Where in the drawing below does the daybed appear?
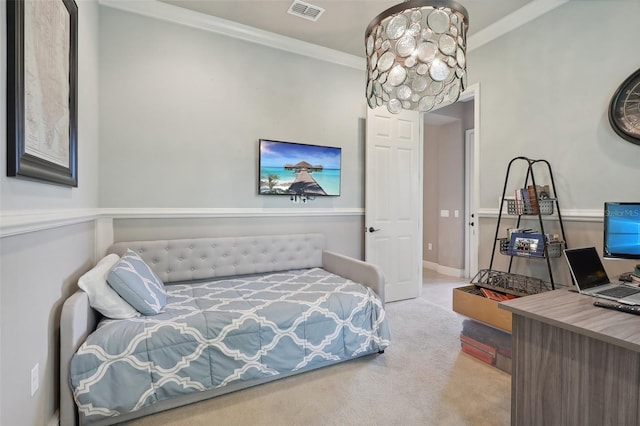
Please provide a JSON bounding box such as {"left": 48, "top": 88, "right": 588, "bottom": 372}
{"left": 60, "top": 233, "right": 390, "bottom": 426}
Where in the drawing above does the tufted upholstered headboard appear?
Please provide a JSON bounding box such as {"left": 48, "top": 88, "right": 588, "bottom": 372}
{"left": 107, "top": 233, "right": 326, "bottom": 283}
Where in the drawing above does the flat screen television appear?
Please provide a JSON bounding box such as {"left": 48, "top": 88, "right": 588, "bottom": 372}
{"left": 604, "top": 202, "right": 640, "bottom": 260}
{"left": 258, "top": 139, "right": 341, "bottom": 196}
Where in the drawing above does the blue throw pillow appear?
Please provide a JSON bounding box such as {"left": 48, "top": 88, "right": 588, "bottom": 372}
{"left": 107, "top": 249, "right": 167, "bottom": 315}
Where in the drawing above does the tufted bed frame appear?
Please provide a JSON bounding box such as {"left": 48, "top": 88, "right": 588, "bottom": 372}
{"left": 60, "top": 233, "right": 385, "bottom": 426}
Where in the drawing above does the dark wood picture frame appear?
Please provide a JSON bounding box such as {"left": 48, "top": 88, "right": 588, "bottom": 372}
{"left": 6, "top": 0, "right": 78, "bottom": 187}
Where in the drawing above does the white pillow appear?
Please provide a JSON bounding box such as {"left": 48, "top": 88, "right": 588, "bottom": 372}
{"left": 78, "top": 254, "right": 139, "bottom": 319}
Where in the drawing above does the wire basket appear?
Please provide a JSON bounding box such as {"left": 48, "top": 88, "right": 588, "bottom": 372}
{"left": 546, "top": 242, "right": 563, "bottom": 258}
{"left": 499, "top": 238, "right": 563, "bottom": 258}
{"left": 506, "top": 198, "right": 555, "bottom": 215}
{"left": 470, "top": 269, "right": 553, "bottom": 297}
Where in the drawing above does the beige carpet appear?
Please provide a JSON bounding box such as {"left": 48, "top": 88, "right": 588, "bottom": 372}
{"left": 127, "top": 273, "right": 511, "bottom": 426}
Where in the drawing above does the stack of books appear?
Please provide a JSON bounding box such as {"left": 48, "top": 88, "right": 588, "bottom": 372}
{"left": 480, "top": 288, "right": 517, "bottom": 302}
{"left": 507, "top": 184, "right": 551, "bottom": 215}
{"left": 459, "top": 319, "right": 512, "bottom": 373}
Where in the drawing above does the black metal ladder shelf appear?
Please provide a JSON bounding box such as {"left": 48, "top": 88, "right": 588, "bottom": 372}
{"left": 472, "top": 156, "right": 568, "bottom": 296}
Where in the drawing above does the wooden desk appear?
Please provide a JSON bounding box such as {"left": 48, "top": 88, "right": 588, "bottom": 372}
{"left": 500, "top": 288, "right": 640, "bottom": 426}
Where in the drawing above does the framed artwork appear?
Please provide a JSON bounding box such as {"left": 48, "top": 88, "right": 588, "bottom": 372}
{"left": 6, "top": 0, "right": 78, "bottom": 186}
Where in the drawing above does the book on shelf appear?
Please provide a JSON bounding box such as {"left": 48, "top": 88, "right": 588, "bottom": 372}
{"left": 480, "top": 288, "right": 518, "bottom": 301}
{"left": 514, "top": 189, "right": 524, "bottom": 214}
{"left": 546, "top": 233, "right": 562, "bottom": 243}
{"left": 536, "top": 184, "right": 551, "bottom": 199}
{"left": 511, "top": 185, "right": 551, "bottom": 215}
{"left": 517, "top": 187, "right": 533, "bottom": 214}
{"left": 526, "top": 185, "right": 540, "bottom": 214}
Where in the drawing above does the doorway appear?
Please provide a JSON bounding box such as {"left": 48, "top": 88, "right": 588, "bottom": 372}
{"left": 422, "top": 84, "right": 479, "bottom": 278}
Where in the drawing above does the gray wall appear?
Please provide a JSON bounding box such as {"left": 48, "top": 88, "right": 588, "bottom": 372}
{"left": 113, "top": 215, "right": 363, "bottom": 259}
{"left": 97, "top": 6, "right": 368, "bottom": 257}
{"left": 0, "top": 224, "right": 96, "bottom": 425}
{"left": 468, "top": 0, "right": 640, "bottom": 211}
{"left": 470, "top": 0, "right": 640, "bottom": 282}
{"left": 1, "top": 1, "right": 639, "bottom": 424}
{"left": 0, "top": 2, "right": 100, "bottom": 209}
{"left": 0, "top": 1, "right": 100, "bottom": 425}
{"left": 98, "top": 7, "right": 366, "bottom": 211}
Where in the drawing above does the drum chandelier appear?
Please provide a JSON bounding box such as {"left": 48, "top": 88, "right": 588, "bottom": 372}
{"left": 365, "top": 0, "right": 469, "bottom": 113}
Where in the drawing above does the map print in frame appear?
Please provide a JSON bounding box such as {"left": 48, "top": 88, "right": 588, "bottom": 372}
{"left": 7, "top": 0, "right": 78, "bottom": 187}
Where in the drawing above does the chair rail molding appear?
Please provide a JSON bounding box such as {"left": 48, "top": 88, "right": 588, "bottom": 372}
{"left": 478, "top": 207, "right": 603, "bottom": 222}
{"left": 100, "top": 207, "right": 364, "bottom": 219}
{"left": 0, "top": 207, "right": 365, "bottom": 238}
{"left": 0, "top": 209, "right": 99, "bottom": 238}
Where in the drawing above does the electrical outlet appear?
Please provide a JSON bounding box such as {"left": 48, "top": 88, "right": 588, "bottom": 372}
{"left": 428, "top": 243, "right": 433, "bottom": 250}
{"left": 454, "top": 210, "right": 460, "bottom": 218}
{"left": 31, "top": 363, "right": 39, "bottom": 396}
{"left": 440, "top": 210, "right": 449, "bottom": 217}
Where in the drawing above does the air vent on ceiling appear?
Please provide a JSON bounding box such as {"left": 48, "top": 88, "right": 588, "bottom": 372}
{"left": 287, "top": 0, "right": 325, "bottom": 22}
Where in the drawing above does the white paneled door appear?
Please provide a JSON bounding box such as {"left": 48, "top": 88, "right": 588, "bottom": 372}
{"left": 365, "top": 107, "right": 422, "bottom": 302}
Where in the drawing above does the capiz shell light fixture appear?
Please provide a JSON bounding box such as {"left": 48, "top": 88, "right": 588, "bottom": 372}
{"left": 365, "top": 0, "right": 469, "bottom": 114}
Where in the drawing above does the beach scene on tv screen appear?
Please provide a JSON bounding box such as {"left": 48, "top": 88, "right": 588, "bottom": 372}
{"left": 259, "top": 140, "right": 341, "bottom": 196}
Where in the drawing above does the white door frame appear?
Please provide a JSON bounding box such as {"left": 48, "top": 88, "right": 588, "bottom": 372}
{"left": 460, "top": 83, "right": 480, "bottom": 278}
{"left": 464, "top": 128, "right": 478, "bottom": 277}
{"left": 425, "top": 83, "right": 480, "bottom": 277}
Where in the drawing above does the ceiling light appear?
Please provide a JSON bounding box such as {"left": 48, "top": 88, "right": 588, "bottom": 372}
{"left": 365, "top": 0, "right": 469, "bottom": 114}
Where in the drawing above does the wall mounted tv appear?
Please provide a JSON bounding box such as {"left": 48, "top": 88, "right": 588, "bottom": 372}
{"left": 604, "top": 202, "right": 640, "bottom": 260}
{"left": 258, "top": 139, "right": 341, "bottom": 196}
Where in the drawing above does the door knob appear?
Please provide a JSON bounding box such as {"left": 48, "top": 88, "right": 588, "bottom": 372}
{"left": 368, "top": 227, "right": 380, "bottom": 233}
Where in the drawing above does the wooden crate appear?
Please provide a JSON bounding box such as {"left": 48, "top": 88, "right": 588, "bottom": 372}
{"left": 452, "top": 285, "right": 513, "bottom": 332}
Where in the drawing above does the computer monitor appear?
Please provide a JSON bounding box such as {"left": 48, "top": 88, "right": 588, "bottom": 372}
{"left": 603, "top": 202, "right": 640, "bottom": 260}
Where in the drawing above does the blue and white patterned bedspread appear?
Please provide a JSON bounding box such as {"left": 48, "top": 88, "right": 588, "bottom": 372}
{"left": 70, "top": 268, "right": 390, "bottom": 422}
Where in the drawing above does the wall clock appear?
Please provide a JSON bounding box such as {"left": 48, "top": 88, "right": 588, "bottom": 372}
{"left": 608, "top": 68, "right": 640, "bottom": 146}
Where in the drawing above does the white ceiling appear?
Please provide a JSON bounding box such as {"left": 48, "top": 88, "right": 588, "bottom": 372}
{"left": 159, "top": 0, "right": 535, "bottom": 58}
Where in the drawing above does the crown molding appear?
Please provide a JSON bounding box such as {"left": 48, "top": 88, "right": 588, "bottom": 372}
{"left": 99, "top": 0, "right": 570, "bottom": 70}
{"left": 468, "top": 0, "right": 570, "bottom": 51}
{"left": 98, "top": 0, "right": 365, "bottom": 70}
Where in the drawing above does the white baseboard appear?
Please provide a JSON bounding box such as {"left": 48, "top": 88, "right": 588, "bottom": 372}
{"left": 423, "top": 261, "right": 438, "bottom": 271}
{"left": 423, "top": 261, "right": 465, "bottom": 278}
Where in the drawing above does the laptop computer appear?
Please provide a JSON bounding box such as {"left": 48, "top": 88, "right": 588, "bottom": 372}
{"left": 564, "top": 247, "right": 640, "bottom": 304}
